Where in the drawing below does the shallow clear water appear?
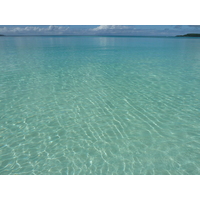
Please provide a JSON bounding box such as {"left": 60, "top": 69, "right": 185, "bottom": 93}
{"left": 0, "top": 36, "right": 200, "bottom": 175}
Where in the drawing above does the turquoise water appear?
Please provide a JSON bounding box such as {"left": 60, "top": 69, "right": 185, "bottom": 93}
{"left": 0, "top": 36, "right": 200, "bottom": 175}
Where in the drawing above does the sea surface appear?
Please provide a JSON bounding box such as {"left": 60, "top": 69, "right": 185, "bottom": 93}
{"left": 0, "top": 36, "right": 200, "bottom": 175}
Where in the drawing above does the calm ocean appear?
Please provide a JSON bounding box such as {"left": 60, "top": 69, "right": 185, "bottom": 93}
{"left": 0, "top": 36, "right": 200, "bottom": 175}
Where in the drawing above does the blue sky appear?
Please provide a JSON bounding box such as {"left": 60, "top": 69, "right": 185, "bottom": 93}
{"left": 0, "top": 25, "right": 200, "bottom": 36}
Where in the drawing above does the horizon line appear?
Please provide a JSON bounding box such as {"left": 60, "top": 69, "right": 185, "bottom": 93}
{"left": 1, "top": 34, "right": 176, "bottom": 37}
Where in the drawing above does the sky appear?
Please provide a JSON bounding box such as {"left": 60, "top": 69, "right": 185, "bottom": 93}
{"left": 1, "top": 25, "right": 200, "bottom": 36}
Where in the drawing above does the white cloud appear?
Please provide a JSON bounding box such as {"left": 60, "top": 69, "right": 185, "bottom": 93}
{"left": 48, "top": 25, "right": 55, "bottom": 31}
{"left": 0, "top": 27, "right": 8, "bottom": 33}
{"left": 188, "top": 25, "right": 200, "bottom": 29}
{"left": 1, "top": 25, "right": 197, "bottom": 36}
{"left": 90, "top": 25, "right": 136, "bottom": 35}
{"left": 0, "top": 25, "right": 70, "bottom": 35}
{"left": 92, "top": 25, "right": 129, "bottom": 31}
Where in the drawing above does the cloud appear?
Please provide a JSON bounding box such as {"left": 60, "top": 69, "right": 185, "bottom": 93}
{"left": 1, "top": 25, "right": 197, "bottom": 36}
{"left": 91, "top": 25, "right": 178, "bottom": 36}
{"left": 91, "top": 25, "right": 142, "bottom": 35}
{"left": 188, "top": 25, "right": 200, "bottom": 29}
{"left": 48, "top": 25, "right": 55, "bottom": 31}
{"left": 0, "top": 25, "right": 70, "bottom": 35}
{"left": 92, "top": 25, "right": 129, "bottom": 31}
{"left": 174, "top": 25, "right": 182, "bottom": 29}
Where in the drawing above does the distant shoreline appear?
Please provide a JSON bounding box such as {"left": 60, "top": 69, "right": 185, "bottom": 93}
{"left": 176, "top": 33, "right": 200, "bottom": 37}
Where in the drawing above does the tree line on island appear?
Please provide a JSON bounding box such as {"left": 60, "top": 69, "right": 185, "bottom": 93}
{"left": 176, "top": 33, "right": 200, "bottom": 37}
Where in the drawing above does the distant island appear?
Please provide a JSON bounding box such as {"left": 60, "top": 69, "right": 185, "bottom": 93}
{"left": 0, "top": 34, "right": 5, "bottom": 36}
{"left": 176, "top": 33, "right": 200, "bottom": 37}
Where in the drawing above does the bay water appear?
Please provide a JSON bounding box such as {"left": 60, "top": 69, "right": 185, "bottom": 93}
{"left": 0, "top": 36, "right": 200, "bottom": 174}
